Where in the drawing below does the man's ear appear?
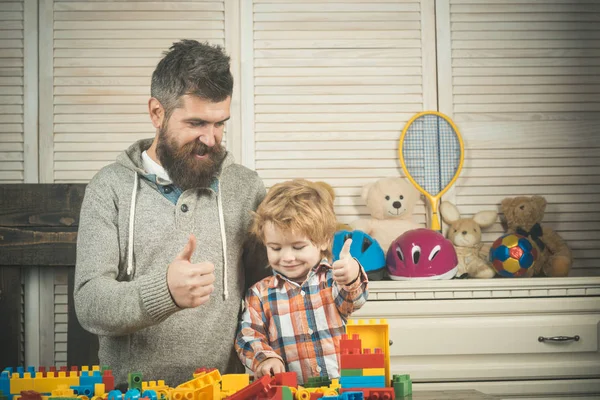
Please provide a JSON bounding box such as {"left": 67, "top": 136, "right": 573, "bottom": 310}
{"left": 148, "top": 97, "right": 165, "bottom": 129}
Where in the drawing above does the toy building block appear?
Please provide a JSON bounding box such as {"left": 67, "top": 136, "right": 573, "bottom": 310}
{"left": 340, "top": 388, "right": 393, "bottom": 400}
{"left": 224, "top": 375, "right": 271, "bottom": 400}
{"left": 339, "top": 334, "right": 362, "bottom": 355}
{"left": 340, "top": 370, "right": 361, "bottom": 377}
{"left": 93, "top": 384, "right": 105, "bottom": 398}
{"left": 341, "top": 393, "right": 364, "bottom": 400}
{"left": 339, "top": 349, "right": 385, "bottom": 370}
{"left": 346, "top": 319, "right": 390, "bottom": 386}
{"left": 391, "top": 375, "right": 411, "bottom": 398}
{"left": 69, "top": 386, "right": 94, "bottom": 397}
{"left": 102, "top": 371, "right": 115, "bottom": 393}
{"left": 308, "top": 393, "right": 323, "bottom": 400}
{"left": 170, "top": 388, "right": 196, "bottom": 400}
{"left": 339, "top": 376, "right": 385, "bottom": 389}
{"left": 198, "top": 382, "right": 220, "bottom": 400}
{"left": 177, "top": 369, "right": 221, "bottom": 390}
{"left": 257, "top": 386, "right": 294, "bottom": 400}
{"left": 220, "top": 374, "right": 249, "bottom": 397}
{"left": 361, "top": 369, "right": 384, "bottom": 377}
{"left": 128, "top": 373, "right": 143, "bottom": 393}
{"left": 19, "top": 391, "right": 41, "bottom": 400}
{"left": 107, "top": 390, "right": 123, "bottom": 400}
{"left": 303, "top": 377, "right": 331, "bottom": 389}
{"left": 81, "top": 371, "right": 103, "bottom": 389}
{"left": 141, "top": 381, "right": 168, "bottom": 400}
{"left": 124, "top": 389, "right": 141, "bottom": 400}
{"left": 271, "top": 372, "right": 297, "bottom": 389}
{"left": 140, "top": 390, "right": 157, "bottom": 400}
{"left": 10, "top": 372, "right": 34, "bottom": 394}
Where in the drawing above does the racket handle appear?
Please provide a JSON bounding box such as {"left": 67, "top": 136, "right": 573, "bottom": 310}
{"left": 431, "top": 211, "right": 442, "bottom": 232}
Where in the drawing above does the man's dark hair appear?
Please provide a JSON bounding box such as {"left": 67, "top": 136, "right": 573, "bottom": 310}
{"left": 151, "top": 40, "right": 233, "bottom": 120}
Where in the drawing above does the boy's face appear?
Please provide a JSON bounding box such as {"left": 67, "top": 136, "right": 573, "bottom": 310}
{"left": 264, "top": 222, "right": 327, "bottom": 284}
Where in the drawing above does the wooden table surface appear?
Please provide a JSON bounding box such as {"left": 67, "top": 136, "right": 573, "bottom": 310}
{"left": 404, "top": 390, "right": 498, "bottom": 400}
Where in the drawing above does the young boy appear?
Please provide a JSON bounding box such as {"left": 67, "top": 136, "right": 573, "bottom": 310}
{"left": 235, "top": 179, "right": 369, "bottom": 384}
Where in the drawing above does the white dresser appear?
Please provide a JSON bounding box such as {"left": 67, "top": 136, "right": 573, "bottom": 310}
{"left": 353, "top": 277, "right": 600, "bottom": 400}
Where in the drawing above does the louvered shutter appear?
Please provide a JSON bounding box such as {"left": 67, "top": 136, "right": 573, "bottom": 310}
{"left": 250, "top": 0, "right": 437, "bottom": 226}
{"left": 438, "top": 0, "right": 600, "bottom": 276}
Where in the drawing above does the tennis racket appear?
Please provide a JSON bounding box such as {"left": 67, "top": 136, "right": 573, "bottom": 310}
{"left": 398, "top": 111, "right": 464, "bottom": 231}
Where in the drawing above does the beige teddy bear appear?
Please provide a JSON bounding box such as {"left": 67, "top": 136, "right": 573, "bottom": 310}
{"left": 501, "top": 195, "right": 573, "bottom": 277}
{"left": 350, "top": 177, "right": 421, "bottom": 253}
{"left": 440, "top": 201, "right": 498, "bottom": 278}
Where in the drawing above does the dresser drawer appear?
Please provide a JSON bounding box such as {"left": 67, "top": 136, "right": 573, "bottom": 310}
{"left": 354, "top": 296, "right": 600, "bottom": 382}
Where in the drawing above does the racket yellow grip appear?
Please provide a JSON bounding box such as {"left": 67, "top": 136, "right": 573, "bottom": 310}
{"left": 431, "top": 198, "right": 442, "bottom": 232}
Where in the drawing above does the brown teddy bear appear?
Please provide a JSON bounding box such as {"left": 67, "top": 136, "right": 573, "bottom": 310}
{"left": 500, "top": 195, "right": 573, "bottom": 277}
{"left": 350, "top": 177, "right": 421, "bottom": 252}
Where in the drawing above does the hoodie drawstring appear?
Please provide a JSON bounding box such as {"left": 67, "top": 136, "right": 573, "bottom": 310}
{"left": 126, "top": 171, "right": 229, "bottom": 300}
{"left": 127, "top": 172, "right": 139, "bottom": 276}
{"left": 217, "top": 180, "right": 229, "bottom": 300}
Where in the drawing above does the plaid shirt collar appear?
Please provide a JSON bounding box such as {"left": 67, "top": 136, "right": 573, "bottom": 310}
{"left": 269, "top": 258, "right": 331, "bottom": 289}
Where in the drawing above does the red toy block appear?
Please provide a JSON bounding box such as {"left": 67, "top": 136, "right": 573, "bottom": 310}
{"left": 102, "top": 370, "right": 115, "bottom": 392}
{"left": 340, "top": 348, "right": 385, "bottom": 369}
{"left": 340, "top": 334, "right": 362, "bottom": 354}
{"left": 310, "top": 393, "right": 324, "bottom": 399}
{"left": 225, "top": 375, "right": 271, "bottom": 400}
{"left": 20, "top": 391, "right": 42, "bottom": 400}
{"left": 49, "top": 367, "right": 56, "bottom": 373}
{"left": 340, "top": 387, "right": 395, "bottom": 400}
{"left": 59, "top": 367, "right": 68, "bottom": 372}
{"left": 271, "top": 372, "right": 297, "bottom": 388}
{"left": 37, "top": 367, "right": 46, "bottom": 378}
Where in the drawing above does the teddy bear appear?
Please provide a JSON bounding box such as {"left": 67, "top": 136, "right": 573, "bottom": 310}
{"left": 350, "top": 177, "right": 421, "bottom": 253}
{"left": 440, "top": 201, "right": 498, "bottom": 278}
{"left": 312, "top": 180, "right": 352, "bottom": 232}
{"left": 500, "top": 195, "right": 573, "bottom": 277}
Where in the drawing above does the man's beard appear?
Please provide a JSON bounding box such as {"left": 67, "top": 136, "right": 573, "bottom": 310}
{"left": 156, "top": 124, "right": 226, "bottom": 191}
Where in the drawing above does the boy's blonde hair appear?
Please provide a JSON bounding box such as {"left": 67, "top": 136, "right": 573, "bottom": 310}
{"left": 251, "top": 179, "right": 337, "bottom": 259}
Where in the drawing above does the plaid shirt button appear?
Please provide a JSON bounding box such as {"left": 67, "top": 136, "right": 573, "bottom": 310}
{"left": 300, "top": 290, "right": 306, "bottom": 296}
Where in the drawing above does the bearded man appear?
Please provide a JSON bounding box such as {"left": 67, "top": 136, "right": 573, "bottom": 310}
{"left": 74, "top": 40, "right": 268, "bottom": 388}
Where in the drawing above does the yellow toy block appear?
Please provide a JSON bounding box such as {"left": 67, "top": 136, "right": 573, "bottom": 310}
{"left": 197, "top": 383, "right": 219, "bottom": 400}
{"left": 171, "top": 388, "right": 196, "bottom": 400}
{"left": 91, "top": 366, "right": 100, "bottom": 372}
{"left": 176, "top": 370, "right": 221, "bottom": 391}
{"left": 94, "top": 383, "right": 105, "bottom": 397}
{"left": 363, "top": 368, "right": 386, "bottom": 376}
{"left": 10, "top": 372, "right": 34, "bottom": 394}
{"left": 347, "top": 319, "right": 391, "bottom": 386}
{"left": 51, "top": 384, "right": 76, "bottom": 397}
{"left": 141, "top": 381, "right": 170, "bottom": 400}
{"left": 220, "top": 374, "right": 249, "bottom": 396}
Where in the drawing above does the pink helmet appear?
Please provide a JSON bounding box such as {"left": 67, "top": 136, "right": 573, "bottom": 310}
{"left": 386, "top": 228, "right": 458, "bottom": 280}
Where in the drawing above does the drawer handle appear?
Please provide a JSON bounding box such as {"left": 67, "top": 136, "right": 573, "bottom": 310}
{"left": 538, "top": 335, "right": 580, "bottom": 343}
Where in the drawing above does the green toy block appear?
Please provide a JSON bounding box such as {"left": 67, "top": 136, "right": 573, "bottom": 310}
{"left": 392, "top": 374, "right": 412, "bottom": 397}
{"left": 340, "top": 369, "right": 362, "bottom": 377}
{"left": 281, "top": 386, "right": 293, "bottom": 400}
{"left": 128, "top": 372, "right": 143, "bottom": 392}
{"left": 303, "top": 376, "right": 331, "bottom": 388}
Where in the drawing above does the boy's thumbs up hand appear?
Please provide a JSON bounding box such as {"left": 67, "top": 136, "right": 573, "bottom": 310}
{"left": 332, "top": 239, "right": 360, "bottom": 286}
{"left": 167, "top": 234, "right": 216, "bottom": 308}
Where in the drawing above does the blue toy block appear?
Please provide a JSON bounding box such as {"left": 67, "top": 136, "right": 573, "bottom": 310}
{"left": 79, "top": 371, "right": 103, "bottom": 388}
{"left": 26, "top": 367, "right": 35, "bottom": 376}
{"left": 70, "top": 385, "right": 94, "bottom": 397}
{"left": 342, "top": 393, "right": 364, "bottom": 400}
{"left": 124, "top": 389, "right": 140, "bottom": 400}
{"left": 0, "top": 372, "right": 11, "bottom": 400}
{"left": 107, "top": 390, "right": 123, "bottom": 400}
{"left": 339, "top": 375, "right": 385, "bottom": 388}
{"left": 141, "top": 390, "right": 157, "bottom": 400}
{"left": 16, "top": 368, "right": 24, "bottom": 378}
{"left": 321, "top": 397, "right": 339, "bottom": 400}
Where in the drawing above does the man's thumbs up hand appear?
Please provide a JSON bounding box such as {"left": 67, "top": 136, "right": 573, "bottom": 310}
{"left": 167, "top": 234, "right": 216, "bottom": 308}
{"left": 332, "top": 239, "right": 360, "bottom": 286}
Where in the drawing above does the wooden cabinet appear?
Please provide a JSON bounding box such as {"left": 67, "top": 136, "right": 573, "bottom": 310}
{"left": 353, "top": 277, "right": 600, "bottom": 399}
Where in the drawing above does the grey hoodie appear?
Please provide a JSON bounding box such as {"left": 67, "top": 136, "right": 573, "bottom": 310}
{"left": 74, "top": 139, "right": 268, "bottom": 387}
